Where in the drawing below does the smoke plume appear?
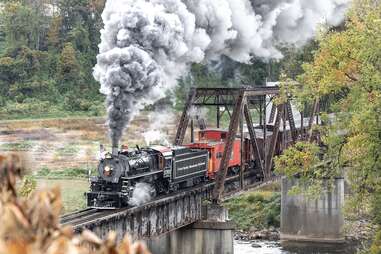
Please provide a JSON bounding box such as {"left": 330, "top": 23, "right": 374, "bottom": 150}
{"left": 94, "top": 0, "right": 351, "bottom": 148}
{"left": 142, "top": 109, "right": 175, "bottom": 146}
{"left": 128, "top": 182, "right": 155, "bottom": 206}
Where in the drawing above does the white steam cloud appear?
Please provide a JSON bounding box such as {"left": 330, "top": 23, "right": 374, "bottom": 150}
{"left": 94, "top": 0, "right": 351, "bottom": 148}
{"left": 128, "top": 182, "right": 155, "bottom": 206}
{"left": 142, "top": 109, "right": 175, "bottom": 146}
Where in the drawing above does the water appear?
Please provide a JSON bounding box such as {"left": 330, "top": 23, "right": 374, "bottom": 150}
{"left": 234, "top": 240, "right": 360, "bottom": 254}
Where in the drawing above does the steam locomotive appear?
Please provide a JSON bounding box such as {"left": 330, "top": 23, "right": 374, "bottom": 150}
{"left": 86, "top": 144, "right": 210, "bottom": 208}
{"left": 86, "top": 129, "right": 263, "bottom": 209}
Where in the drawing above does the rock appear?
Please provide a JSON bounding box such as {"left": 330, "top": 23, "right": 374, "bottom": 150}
{"left": 268, "top": 231, "right": 280, "bottom": 241}
{"left": 251, "top": 243, "right": 262, "bottom": 248}
{"left": 250, "top": 233, "right": 260, "bottom": 240}
{"left": 344, "top": 219, "right": 377, "bottom": 241}
{"left": 235, "top": 227, "right": 280, "bottom": 241}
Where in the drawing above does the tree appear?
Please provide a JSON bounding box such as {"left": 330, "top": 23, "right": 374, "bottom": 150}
{"left": 1, "top": 1, "right": 50, "bottom": 51}
{"left": 275, "top": 0, "right": 381, "bottom": 246}
{"left": 58, "top": 42, "right": 81, "bottom": 91}
{"left": 47, "top": 16, "right": 62, "bottom": 51}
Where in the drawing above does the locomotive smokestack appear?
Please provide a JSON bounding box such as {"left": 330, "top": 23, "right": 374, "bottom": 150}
{"left": 112, "top": 145, "right": 119, "bottom": 156}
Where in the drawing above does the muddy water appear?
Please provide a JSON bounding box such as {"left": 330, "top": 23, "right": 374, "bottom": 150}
{"left": 235, "top": 240, "right": 359, "bottom": 254}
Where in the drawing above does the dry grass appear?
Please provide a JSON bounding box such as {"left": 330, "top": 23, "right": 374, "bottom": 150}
{"left": 0, "top": 114, "right": 178, "bottom": 171}
{"left": 0, "top": 114, "right": 178, "bottom": 213}
{"left": 0, "top": 153, "right": 151, "bottom": 254}
{"left": 0, "top": 116, "right": 144, "bottom": 171}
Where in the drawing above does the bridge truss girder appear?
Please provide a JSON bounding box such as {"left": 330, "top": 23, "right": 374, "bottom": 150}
{"left": 174, "top": 86, "right": 314, "bottom": 203}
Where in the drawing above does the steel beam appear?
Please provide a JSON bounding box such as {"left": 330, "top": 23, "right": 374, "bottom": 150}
{"left": 269, "top": 103, "right": 277, "bottom": 124}
{"left": 243, "top": 103, "right": 264, "bottom": 176}
{"left": 191, "top": 87, "right": 280, "bottom": 107}
{"left": 265, "top": 104, "right": 285, "bottom": 178}
{"left": 286, "top": 100, "right": 298, "bottom": 143}
{"left": 212, "top": 90, "right": 245, "bottom": 202}
{"left": 217, "top": 100, "right": 221, "bottom": 129}
{"left": 197, "top": 117, "right": 207, "bottom": 130}
{"left": 174, "top": 88, "right": 197, "bottom": 145}
{"left": 191, "top": 119, "right": 195, "bottom": 143}
{"left": 195, "top": 86, "right": 279, "bottom": 97}
{"left": 263, "top": 96, "right": 267, "bottom": 174}
{"left": 239, "top": 113, "right": 244, "bottom": 189}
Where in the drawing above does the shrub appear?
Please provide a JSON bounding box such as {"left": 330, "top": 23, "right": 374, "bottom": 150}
{"left": 224, "top": 191, "right": 281, "bottom": 230}
{"left": 370, "top": 230, "right": 381, "bottom": 254}
{"left": 0, "top": 153, "right": 151, "bottom": 254}
{"left": 18, "top": 175, "right": 36, "bottom": 197}
{"left": 36, "top": 167, "right": 88, "bottom": 178}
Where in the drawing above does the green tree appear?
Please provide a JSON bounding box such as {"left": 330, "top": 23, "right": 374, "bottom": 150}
{"left": 47, "top": 16, "right": 62, "bottom": 51}
{"left": 58, "top": 42, "right": 81, "bottom": 91}
{"left": 1, "top": 1, "right": 49, "bottom": 50}
{"left": 0, "top": 0, "right": 105, "bottom": 117}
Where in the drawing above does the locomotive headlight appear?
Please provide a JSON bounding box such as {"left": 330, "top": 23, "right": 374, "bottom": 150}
{"left": 103, "top": 165, "right": 113, "bottom": 176}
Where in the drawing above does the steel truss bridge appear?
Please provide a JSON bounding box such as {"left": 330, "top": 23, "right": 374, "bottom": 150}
{"left": 61, "top": 86, "right": 321, "bottom": 240}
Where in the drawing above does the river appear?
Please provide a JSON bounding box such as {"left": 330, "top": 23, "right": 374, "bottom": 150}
{"left": 234, "top": 240, "right": 360, "bottom": 254}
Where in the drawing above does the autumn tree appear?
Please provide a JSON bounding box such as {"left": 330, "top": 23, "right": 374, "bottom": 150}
{"left": 275, "top": 0, "right": 381, "bottom": 250}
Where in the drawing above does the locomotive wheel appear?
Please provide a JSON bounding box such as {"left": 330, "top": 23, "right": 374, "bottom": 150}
{"left": 150, "top": 187, "right": 157, "bottom": 199}
{"left": 193, "top": 176, "right": 204, "bottom": 186}
{"left": 171, "top": 184, "right": 179, "bottom": 192}
{"left": 154, "top": 180, "right": 170, "bottom": 195}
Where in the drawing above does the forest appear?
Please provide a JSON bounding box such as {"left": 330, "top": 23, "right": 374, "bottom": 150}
{"left": 0, "top": 0, "right": 107, "bottom": 118}
{"left": 0, "top": 0, "right": 315, "bottom": 119}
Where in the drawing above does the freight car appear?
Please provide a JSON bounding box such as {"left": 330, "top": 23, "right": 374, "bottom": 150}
{"left": 185, "top": 129, "right": 242, "bottom": 178}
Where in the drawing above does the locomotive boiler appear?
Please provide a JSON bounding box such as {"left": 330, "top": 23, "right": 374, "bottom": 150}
{"left": 86, "top": 145, "right": 209, "bottom": 208}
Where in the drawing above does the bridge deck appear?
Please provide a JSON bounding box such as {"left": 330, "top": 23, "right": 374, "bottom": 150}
{"left": 61, "top": 175, "right": 280, "bottom": 240}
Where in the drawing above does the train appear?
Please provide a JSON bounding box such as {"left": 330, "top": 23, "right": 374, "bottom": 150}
{"left": 86, "top": 129, "right": 267, "bottom": 209}
{"left": 85, "top": 121, "right": 308, "bottom": 209}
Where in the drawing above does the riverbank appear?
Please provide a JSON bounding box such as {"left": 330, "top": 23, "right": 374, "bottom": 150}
{"left": 225, "top": 184, "right": 377, "bottom": 250}
{"left": 224, "top": 183, "right": 282, "bottom": 243}
{"left": 234, "top": 227, "right": 280, "bottom": 242}
{"left": 234, "top": 239, "right": 361, "bottom": 254}
{"left": 233, "top": 219, "right": 375, "bottom": 254}
{"left": 233, "top": 222, "right": 376, "bottom": 244}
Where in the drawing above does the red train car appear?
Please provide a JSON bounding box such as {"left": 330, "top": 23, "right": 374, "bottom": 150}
{"left": 185, "top": 129, "right": 241, "bottom": 179}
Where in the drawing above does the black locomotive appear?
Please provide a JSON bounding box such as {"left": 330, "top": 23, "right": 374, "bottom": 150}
{"left": 86, "top": 145, "right": 209, "bottom": 208}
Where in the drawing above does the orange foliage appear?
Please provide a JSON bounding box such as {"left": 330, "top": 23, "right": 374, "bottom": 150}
{"left": 0, "top": 154, "right": 151, "bottom": 254}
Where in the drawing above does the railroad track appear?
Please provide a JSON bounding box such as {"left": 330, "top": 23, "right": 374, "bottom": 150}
{"left": 60, "top": 208, "right": 115, "bottom": 226}
{"left": 60, "top": 175, "right": 281, "bottom": 227}
{"left": 60, "top": 208, "right": 95, "bottom": 223}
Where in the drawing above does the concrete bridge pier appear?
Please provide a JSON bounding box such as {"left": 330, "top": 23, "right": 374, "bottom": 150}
{"left": 147, "top": 204, "right": 235, "bottom": 254}
{"left": 281, "top": 177, "right": 345, "bottom": 243}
